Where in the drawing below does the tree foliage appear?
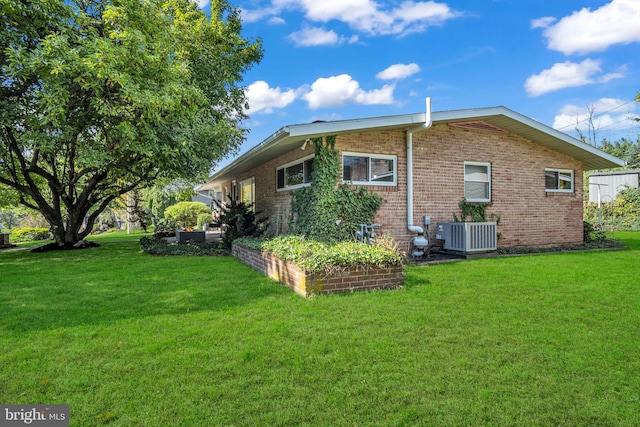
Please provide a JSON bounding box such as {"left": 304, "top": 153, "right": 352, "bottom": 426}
{"left": 0, "top": 0, "right": 262, "bottom": 247}
{"left": 164, "top": 201, "right": 210, "bottom": 229}
{"left": 600, "top": 137, "right": 640, "bottom": 169}
{"left": 585, "top": 185, "right": 640, "bottom": 232}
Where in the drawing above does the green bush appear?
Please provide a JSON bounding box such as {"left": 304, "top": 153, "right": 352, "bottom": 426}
{"left": 164, "top": 201, "right": 211, "bottom": 229}
{"left": 584, "top": 186, "right": 640, "bottom": 231}
{"left": 237, "top": 235, "right": 404, "bottom": 274}
{"left": 140, "top": 237, "right": 228, "bottom": 256}
{"left": 10, "top": 227, "right": 50, "bottom": 242}
{"left": 197, "top": 213, "right": 212, "bottom": 228}
{"left": 151, "top": 217, "right": 178, "bottom": 238}
{"left": 215, "top": 198, "right": 269, "bottom": 250}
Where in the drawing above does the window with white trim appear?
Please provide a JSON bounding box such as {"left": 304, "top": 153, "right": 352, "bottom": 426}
{"left": 545, "top": 168, "right": 574, "bottom": 192}
{"left": 464, "top": 162, "right": 491, "bottom": 202}
{"left": 276, "top": 155, "right": 314, "bottom": 191}
{"left": 342, "top": 152, "right": 397, "bottom": 186}
{"left": 240, "top": 177, "right": 255, "bottom": 207}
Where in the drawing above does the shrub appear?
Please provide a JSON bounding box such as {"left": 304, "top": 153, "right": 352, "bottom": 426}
{"left": 584, "top": 185, "right": 640, "bottom": 231}
{"left": 215, "top": 198, "right": 269, "bottom": 249}
{"left": 10, "top": 227, "right": 50, "bottom": 242}
{"left": 583, "top": 220, "right": 603, "bottom": 243}
{"left": 140, "top": 237, "right": 228, "bottom": 256}
{"left": 239, "top": 234, "right": 404, "bottom": 274}
{"left": 151, "top": 217, "right": 178, "bottom": 238}
{"left": 164, "top": 201, "right": 211, "bottom": 229}
{"left": 197, "top": 213, "right": 212, "bottom": 228}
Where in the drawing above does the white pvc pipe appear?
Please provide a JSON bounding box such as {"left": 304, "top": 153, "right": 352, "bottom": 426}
{"left": 407, "top": 97, "right": 432, "bottom": 234}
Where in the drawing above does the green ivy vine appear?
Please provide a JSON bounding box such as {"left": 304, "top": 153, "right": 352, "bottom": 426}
{"left": 453, "top": 199, "right": 489, "bottom": 222}
{"left": 290, "top": 135, "right": 382, "bottom": 242}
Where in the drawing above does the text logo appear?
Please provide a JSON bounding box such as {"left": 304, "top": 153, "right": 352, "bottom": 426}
{"left": 1, "top": 405, "right": 69, "bottom": 427}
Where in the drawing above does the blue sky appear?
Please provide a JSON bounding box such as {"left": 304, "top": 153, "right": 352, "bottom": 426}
{"left": 198, "top": 0, "right": 640, "bottom": 165}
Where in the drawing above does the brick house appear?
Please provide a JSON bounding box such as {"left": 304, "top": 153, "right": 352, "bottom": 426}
{"left": 198, "top": 102, "right": 624, "bottom": 249}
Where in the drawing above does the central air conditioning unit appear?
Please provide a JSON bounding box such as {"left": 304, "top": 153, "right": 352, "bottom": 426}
{"left": 435, "top": 222, "right": 497, "bottom": 254}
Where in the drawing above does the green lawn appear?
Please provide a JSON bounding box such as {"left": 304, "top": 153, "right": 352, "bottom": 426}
{"left": 1, "top": 233, "right": 639, "bottom": 426}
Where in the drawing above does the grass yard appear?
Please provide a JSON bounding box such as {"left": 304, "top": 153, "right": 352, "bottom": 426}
{"left": 1, "top": 233, "right": 639, "bottom": 426}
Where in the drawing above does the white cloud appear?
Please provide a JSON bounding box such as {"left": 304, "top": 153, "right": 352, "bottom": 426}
{"left": 197, "top": 0, "right": 211, "bottom": 9}
{"left": 553, "top": 98, "right": 640, "bottom": 134}
{"left": 537, "top": 0, "right": 640, "bottom": 55}
{"left": 243, "top": 0, "right": 460, "bottom": 37}
{"left": 302, "top": 74, "right": 395, "bottom": 109}
{"left": 376, "top": 63, "right": 421, "bottom": 80}
{"left": 530, "top": 16, "right": 555, "bottom": 29}
{"left": 245, "top": 81, "right": 297, "bottom": 114}
{"left": 288, "top": 26, "right": 342, "bottom": 47}
{"left": 268, "top": 16, "right": 286, "bottom": 25}
{"left": 524, "top": 59, "right": 624, "bottom": 97}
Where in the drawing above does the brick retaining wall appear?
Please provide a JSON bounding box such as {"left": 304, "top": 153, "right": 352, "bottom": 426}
{"left": 232, "top": 243, "right": 405, "bottom": 297}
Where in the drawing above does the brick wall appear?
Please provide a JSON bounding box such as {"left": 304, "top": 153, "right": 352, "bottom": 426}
{"left": 336, "top": 125, "right": 583, "bottom": 248}
{"left": 226, "top": 123, "right": 584, "bottom": 249}
{"left": 232, "top": 242, "right": 405, "bottom": 297}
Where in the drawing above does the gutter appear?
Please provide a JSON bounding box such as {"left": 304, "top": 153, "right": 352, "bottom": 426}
{"left": 406, "top": 97, "right": 432, "bottom": 235}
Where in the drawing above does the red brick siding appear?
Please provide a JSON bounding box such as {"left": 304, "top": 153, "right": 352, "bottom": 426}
{"left": 226, "top": 124, "right": 583, "bottom": 248}
{"left": 232, "top": 243, "right": 405, "bottom": 297}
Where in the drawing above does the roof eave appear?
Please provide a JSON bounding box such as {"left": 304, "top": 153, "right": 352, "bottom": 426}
{"left": 198, "top": 106, "right": 626, "bottom": 190}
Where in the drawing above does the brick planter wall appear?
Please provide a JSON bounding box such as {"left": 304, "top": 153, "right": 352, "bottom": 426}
{"left": 232, "top": 242, "right": 404, "bottom": 297}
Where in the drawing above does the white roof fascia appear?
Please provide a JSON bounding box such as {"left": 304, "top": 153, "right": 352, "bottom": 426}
{"left": 199, "top": 106, "right": 625, "bottom": 190}
{"left": 287, "top": 113, "right": 426, "bottom": 138}
{"left": 496, "top": 107, "right": 626, "bottom": 168}
{"left": 432, "top": 106, "right": 625, "bottom": 169}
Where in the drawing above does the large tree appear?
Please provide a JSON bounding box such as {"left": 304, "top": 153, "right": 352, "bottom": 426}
{"left": 0, "top": 0, "right": 262, "bottom": 247}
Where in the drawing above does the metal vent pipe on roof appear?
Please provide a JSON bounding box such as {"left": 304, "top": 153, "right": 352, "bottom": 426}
{"left": 406, "top": 97, "right": 432, "bottom": 237}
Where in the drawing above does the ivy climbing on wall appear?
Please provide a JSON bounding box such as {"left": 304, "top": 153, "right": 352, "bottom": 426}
{"left": 453, "top": 199, "right": 490, "bottom": 222}
{"left": 290, "top": 135, "right": 383, "bottom": 242}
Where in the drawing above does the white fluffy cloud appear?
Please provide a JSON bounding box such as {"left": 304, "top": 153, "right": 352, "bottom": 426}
{"left": 243, "top": 0, "right": 460, "bottom": 37}
{"left": 245, "top": 75, "right": 397, "bottom": 114}
{"left": 245, "top": 81, "right": 297, "bottom": 114}
{"left": 524, "top": 59, "right": 624, "bottom": 97}
{"left": 535, "top": 0, "right": 640, "bottom": 55}
{"left": 288, "top": 26, "right": 358, "bottom": 47}
{"left": 302, "top": 74, "right": 395, "bottom": 109}
{"left": 376, "top": 63, "right": 421, "bottom": 80}
{"left": 553, "top": 98, "right": 639, "bottom": 134}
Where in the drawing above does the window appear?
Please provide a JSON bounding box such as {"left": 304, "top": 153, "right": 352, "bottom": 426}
{"left": 342, "top": 152, "right": 397, "bottom": 186}
{"left": 230, "top": 181, "right": 237, "bottom": 202}
{"left": 240, "top": 177, "right": 255, "bottom": 207}
{"left": 464, "top": 162, "right": 491, "bottom": 202}
{"left": 276, "top": 155, "right": 314, "bottom": 191}
{"left": 545, "top": 169, "right": 574, "bottom": 192}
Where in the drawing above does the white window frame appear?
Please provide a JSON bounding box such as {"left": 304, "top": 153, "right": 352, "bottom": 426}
{"left": 239, "top": 176, "right": 255, "bottom": 208}
{"left": 342, "top": 152, "right": 397, "bottom": 186}
{"left": 545, "top": 168, "right": 574, "bottom": 193}
{"left": 464, "top": 161, "right": 491, "bottom": 202}
{"left": 276, "top": 154, "right": 314, "bottom": 192}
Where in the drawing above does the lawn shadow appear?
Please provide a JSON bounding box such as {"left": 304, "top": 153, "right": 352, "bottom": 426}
{"left": 0, "top": 242, "right": 289, "bottom": 333}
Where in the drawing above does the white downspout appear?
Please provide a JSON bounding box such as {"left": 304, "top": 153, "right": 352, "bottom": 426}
{"left": 407, "top": 97, "right": 432, "bottom": 235}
